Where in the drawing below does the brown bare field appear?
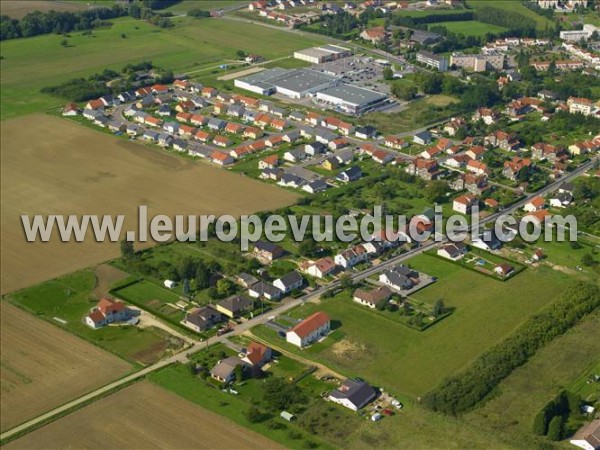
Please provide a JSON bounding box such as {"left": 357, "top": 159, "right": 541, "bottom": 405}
{"left": 0, "top": 114, "right": 298, "bottom": 294}
{"left": 0, "top": 0, "right": 92, "bottom": 18}
{"left": 5, "top": 381, "right": 285, "bottom": 450}
{"left": 92, "top": 263, "right": 128, "bottom": 298}
{"left": 0, "top": 302, "right": 132, "bottom": 432}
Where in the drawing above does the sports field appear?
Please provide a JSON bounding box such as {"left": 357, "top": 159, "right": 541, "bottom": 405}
{"left": 0, "top": 17, "right": 324, "bottom": 119}
{"left": 4, "top": 381, "right": 284, "bottom": 449}
{"left": 0, "top": 115, "right": 298, "bottom": 294}
{"left": 429, "top": 20, "right": 508, "bottom": 37}
{"left": 0, "top": 302, "right": 131, "bottom": 432}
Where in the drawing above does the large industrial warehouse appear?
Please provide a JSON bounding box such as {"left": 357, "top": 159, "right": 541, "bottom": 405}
{"left": 293, "top": 44, "right": 352, "bottom": 64}
{"left": 315, "top": 84, "right": 388, "bottom": 115}
{"left": 234, "top": 68, "right": 339, "bottom": 98}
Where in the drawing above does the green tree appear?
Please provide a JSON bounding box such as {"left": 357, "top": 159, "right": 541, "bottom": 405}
{"left": 532, "top": 411, "right": 548, "bottom": 435}
{"left": 119, "top": 239, "right": 135, "bottom": 261}
{"left": 60, "top": 39, "right": 68, "bottom": 46}
{"left": 392, "top": 83, "right": 417, "bottom": 101}
{"left": 340, "top": 273, "right": 353, "bottom": 290}
{"left": 547, "top": 415, "right": 564, "bottom": 441}
{"left": 581, "top": 253, "right": 595, "bottom": 267}
{"left": 424, "top": 180, "right": 449, "bottom": 203}
{"left": 216, "top": 278, "right": 235, "bottom": 297}
{"left": 246, "top": 405, "right": 267, "bottom": 423}
{"left": 383, "top": 66, "right": 394, "bottom": 80}
{"left": 234, "top": 364, "right": 244, "bottom": 382}
{"left": 433, "top": 299, "right": 446, "bottom": 317}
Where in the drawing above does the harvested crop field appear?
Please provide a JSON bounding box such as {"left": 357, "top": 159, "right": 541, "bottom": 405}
{"left": 0, "top": 303, "right": 131, "bottom": 432}
{"left": 0, "top": 114, "right": 298, "bottom": 294}
{"left": 5, "top": 381, "right": 284, "bottom": 449}
{"left": 0, "top": 0, "right": 92, "bottom": 18}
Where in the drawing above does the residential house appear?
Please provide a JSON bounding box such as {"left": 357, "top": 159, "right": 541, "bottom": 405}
{"left": 253, "top": 240, "right": 284, "bottom": 261}
{"left": 453, "top": 194, "right": 477, "bottom": 214}
{"left": 355, "top": 125, "right": 377, "bottom": 139}
{"left": 305, "top": 142, "right": 327, "bottom": 156}
{"left": 532, "top": 143, "right": 567, "bottom": 162}
{"left": 241, "top": 342, "right": 272, "bottom": 367}
{"left": 360, "top": 26, "right": 387, "bottom": 43}
{"left": 210, "top": 357, "right": 247, "bottom": 384}
{"left": 444, "top": 117, "right": 466, "bottom": 136}
{"left": 503, "top": 157, "right": 531, "bottom": 181}
{"left": 379, "top": 265, "right": 418, "bottom": 291}
{"left": 523, "top": 196, "right": 546, "bottom": 212}
{"left": 181, "top": 306, "right": 222, "bottom": 332}
{"left": 259, "top": 154, "right": 279, "bottom": 170}
{"left": 385, "top": 135, "right": 408, "bottom": 150}
{"left": 568, "top": 419, "right": 600, "bottom": 450}
{"left": 549, "top": 191, "right": 573, "bottom": 208}
{"left": 485, "top": 130, "right": 519, "bottom": 151}
{"left": 273, "top": 271, "right": 304, "bottom": 294}
{"left": 437, "top": 242, "right": 467, "bottom": 260}
{"left": 471, "top": 229, "right": 503, "bottom": 251}
{"left": 303, "top": 179, "right": 328, "bottom": 194}
{"left": 286, "top": 311, "right": 331, "bottom": 348}
{"left": 465, "top": 146, "right": 486, "bottom": 161}
{"left": 473, "top": 107, "right": 499, "bottom": 125}
{"left": 335, "top": 245, "right": 369, "bottom": 269}
{"left": 494, "top": 264, "right": 514, "bottom": 277}
{"left": 336, "top": 166, "right": 362, "bottom": 183}
{"left": 248, "top": 281, "right": 282, "bottom": 301}
{"left": 413, "top": 130, "right": 432, "bottom": 145}
{"left": 372, "top": 149, "right": 394, "bottom": 165}
{"left": 62, "top": 102, "right": 79, "bottom": 116}
{"left": 284, "top": 149, "right": 307, "bottom": 163}
{"left": 568, "top": 97, "right": 594, "bottom": 116}
{"left": 216, "top": 296, "right": 254, "bottom": 318}
{"left": 85, "top": 298, "right": 131, "bottom": 329}
{"left": 208, "top": 118, "right": 227, "bottom": 131}
{"left": 211, "top": 151, "right": 234, "bottom": 166}
{"left": 213, "top": 136, "right": 232, "bottom": 148}
{"left": 466, "top": 160, "right": 489, "bottom": 176}
{"left": 353, "top": 286, "right": 392, "bottom": 309}
{"left": 306, "top": 257, "right": 336, "bottom": 279}
{"left": 328, "top": 379, "right": 377, "bottom": 412}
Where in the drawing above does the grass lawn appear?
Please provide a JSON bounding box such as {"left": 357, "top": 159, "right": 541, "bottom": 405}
{"left": 252, "top": 257, "right": 576, "bottom": 398}
{"left": 569, "top": 359, "right": 600, "bottom": 402}
{"left": 164, "top": 0, "right": 248, "bottom": 13}
{"left": 0, "top": 17, "right": 324, "bottom": 119}
{"left": 6, "top": 270, "right": 180, "bottom": 365}
{"left": 112, "top": 280, "right": 183, "bottom": 321}
{"left": 429, "top": 20, "right": 508, "bottom": 37}
{"left": 365, "top": 95, "right": 459, "bottom": 134}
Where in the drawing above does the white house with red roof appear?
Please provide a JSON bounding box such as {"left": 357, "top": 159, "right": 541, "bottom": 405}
{"left": 85, "top": 298, "right": 131, "bottom": 329}
{"left": 286, "top": 311, "right": 331, "bottom": 348}
{"left": 241, "top": 342, "right": 272, "bottom": 367}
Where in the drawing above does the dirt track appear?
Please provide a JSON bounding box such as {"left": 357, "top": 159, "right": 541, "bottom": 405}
{"left": 1, "top": 114, "right": 297, "bottom": 294}
{"left": 4, "top": 381, "right": 284, "bottom": 450}
{"left": 0, "top": 303, "right": 131, "bottom": 432}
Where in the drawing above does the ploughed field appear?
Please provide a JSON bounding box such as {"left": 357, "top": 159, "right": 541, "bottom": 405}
{"left": 0, "top": 302, "right": 132, "bottom": 432}
{"left": 4, "top": 381, "right": 285, "bottom": 450}
{"left": 0, "top": 114, "right": 297, "bottom": 294}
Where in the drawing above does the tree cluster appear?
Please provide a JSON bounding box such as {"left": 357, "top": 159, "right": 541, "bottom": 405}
{"left": 533, "top": 390, "right": 582, "bottom": 441}
{"left": 421, "top": 282, "right": 600, "bottom": 415}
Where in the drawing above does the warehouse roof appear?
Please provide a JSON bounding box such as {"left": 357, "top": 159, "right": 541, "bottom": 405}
{"left": 317, "top": 84, "right": 386, "bottom": 107}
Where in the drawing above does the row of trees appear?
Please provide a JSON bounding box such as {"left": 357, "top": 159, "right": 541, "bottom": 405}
{"left": 421, "top": 282, "right": 600, "bottom": 415}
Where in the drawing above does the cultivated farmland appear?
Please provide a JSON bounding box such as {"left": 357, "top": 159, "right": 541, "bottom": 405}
{"left": 4, "top": 381, "right": 284, "bottom": 450}
{"left": 0, "top": 115, "right": 298, "bottom": 294}
{"left": 0, "top": 0, "right": 92, "bottom": 19}
{"left": 0, "top": 302, "right": 131, "bottom": 432}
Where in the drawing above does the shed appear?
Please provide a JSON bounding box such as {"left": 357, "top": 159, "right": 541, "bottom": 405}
{"left": 164, "top": 280, "right": 177, "bottom": 289}
{"left": 280, "top": 411, "right": 296, "bottom": 421}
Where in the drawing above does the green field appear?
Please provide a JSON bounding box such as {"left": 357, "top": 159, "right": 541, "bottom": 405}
{"left": 0, "top": 17, "right": 324, "bottom": 119}
{"left": 253, "top": 257, "right": 575, "bottom": 398}
{"left": 429, "top": 20, "right": 508, "bottom": 37}
{"left": 6, "top": 270, "right": 181, "bottom": 365}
